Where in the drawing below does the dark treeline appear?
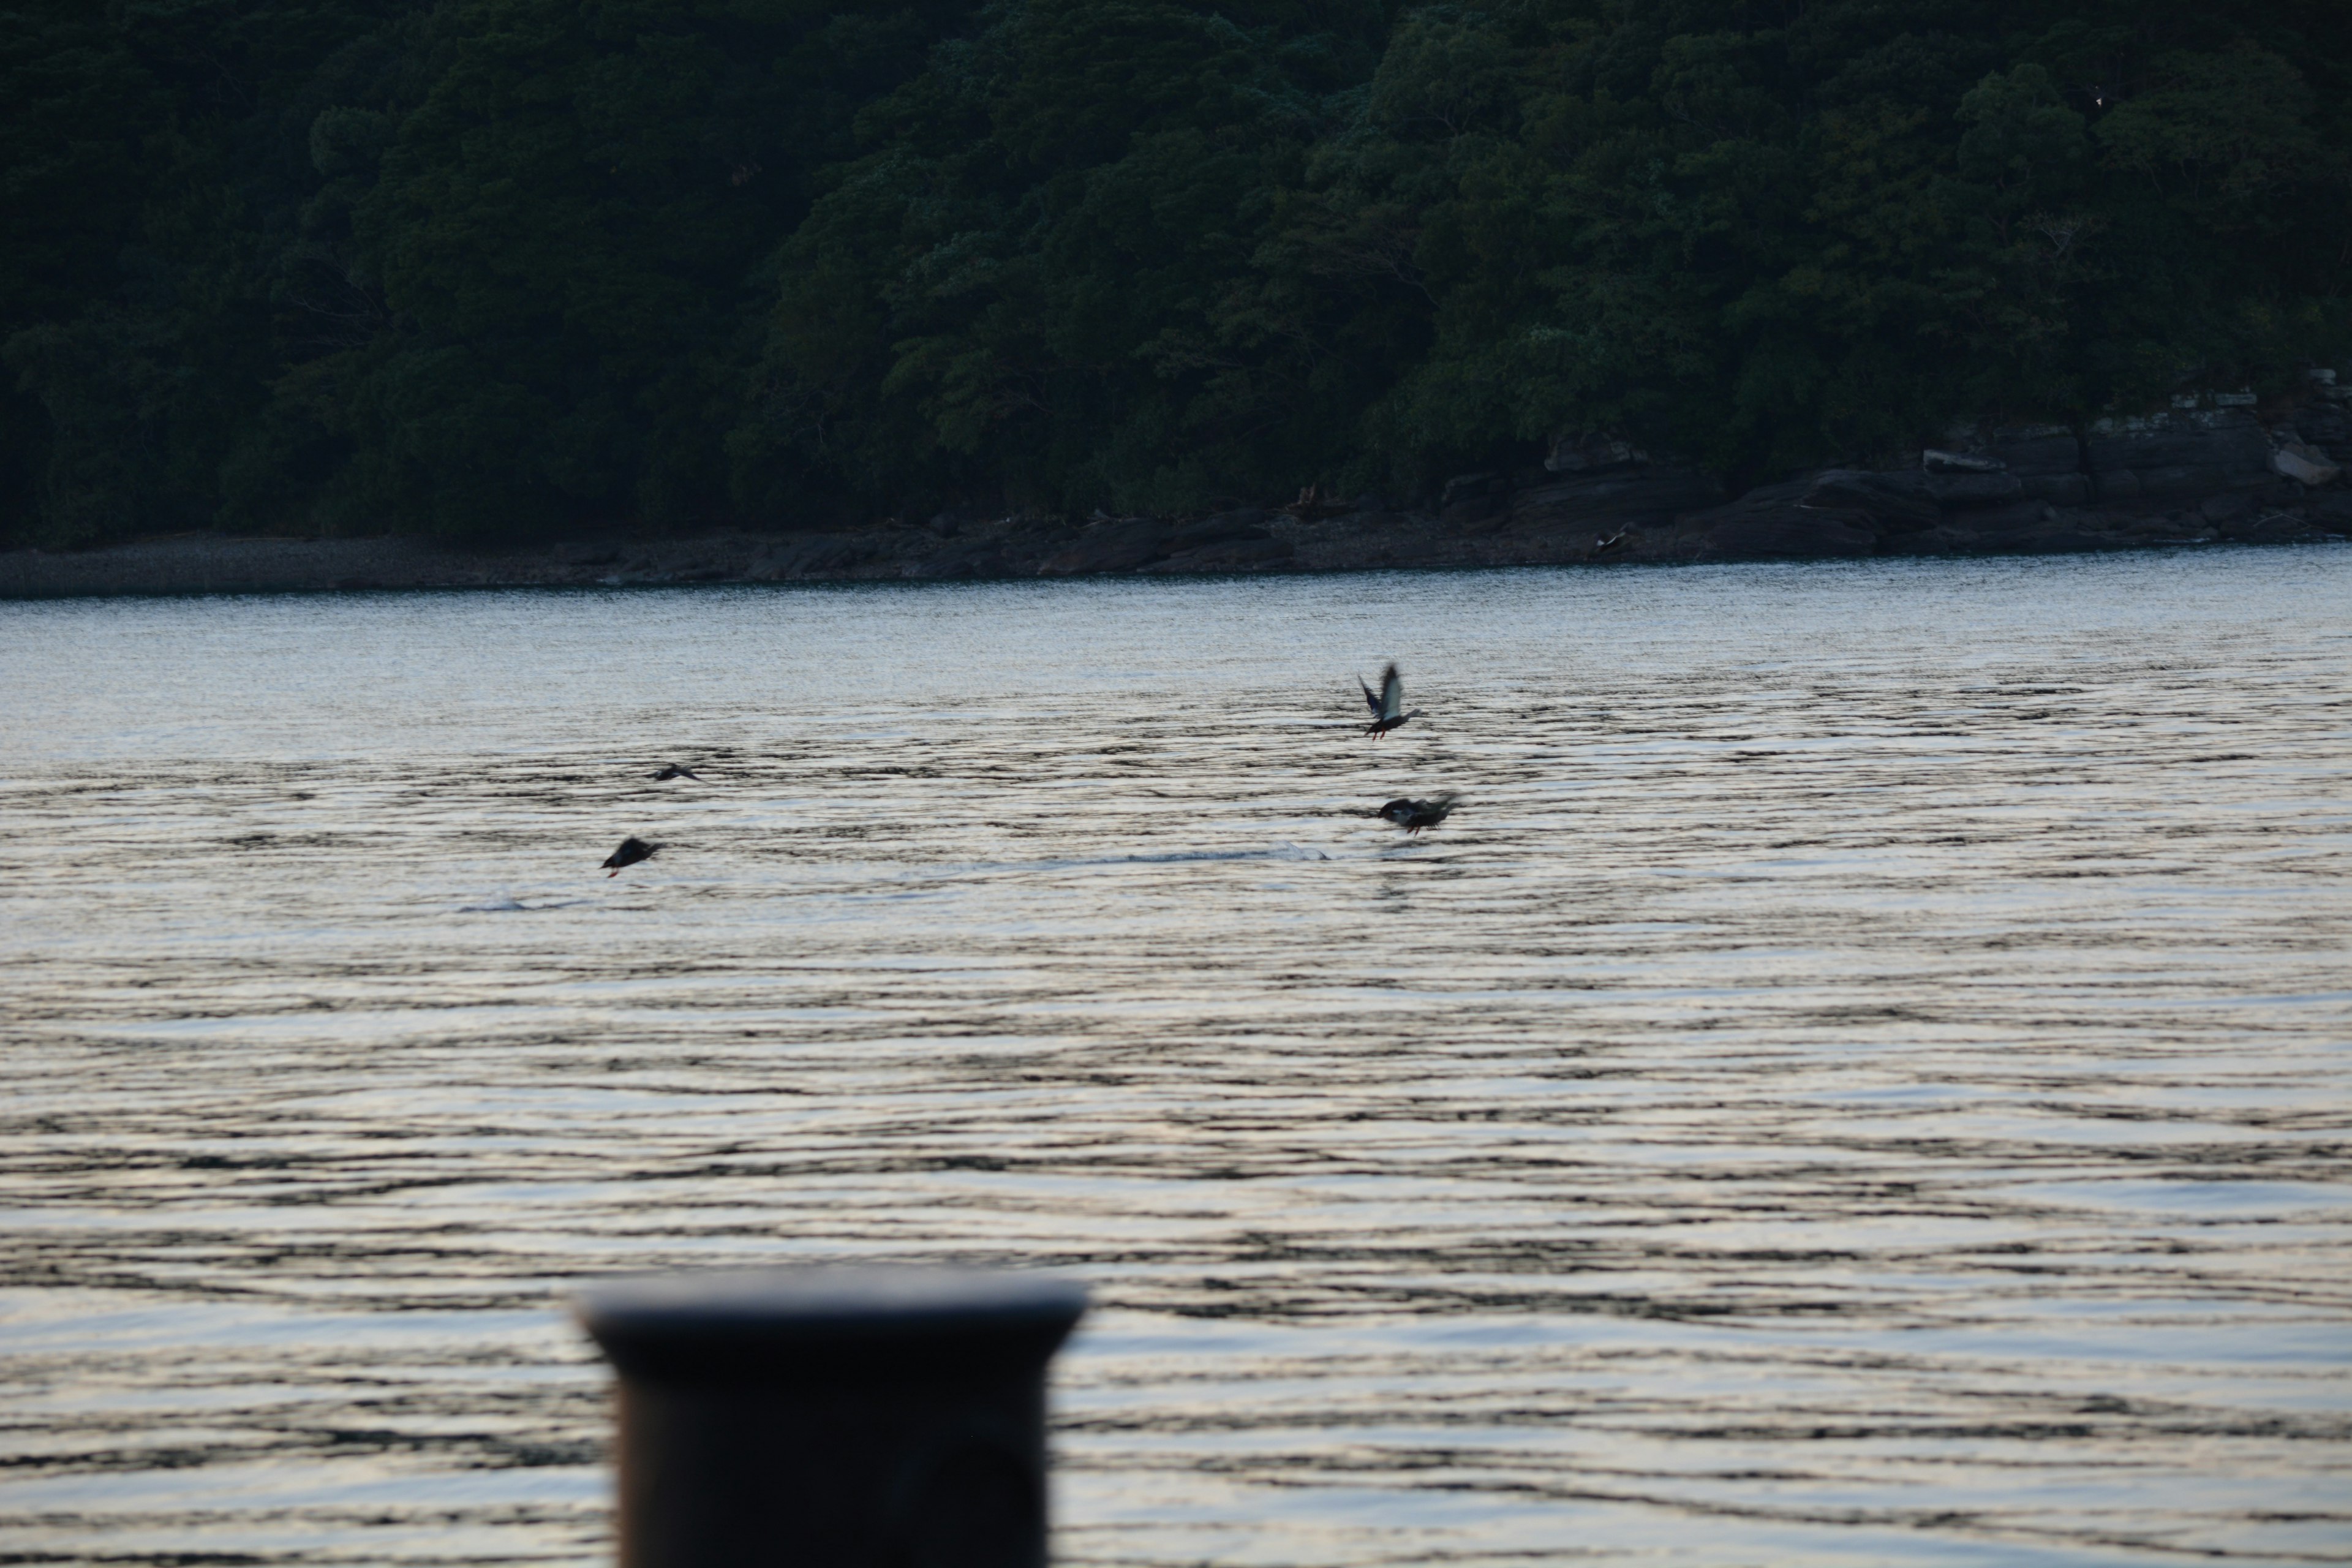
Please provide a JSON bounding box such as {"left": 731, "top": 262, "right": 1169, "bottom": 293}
{"left": 4, "top": 0, "right": 2348, "bottom": 547}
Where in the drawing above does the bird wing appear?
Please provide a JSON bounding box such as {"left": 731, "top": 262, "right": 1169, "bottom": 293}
{"left": 1379, "top": 665, "right": 1403, "bottom": 721}
{"left": 1359, "top": 676, "right": 1381, "bottom": 716}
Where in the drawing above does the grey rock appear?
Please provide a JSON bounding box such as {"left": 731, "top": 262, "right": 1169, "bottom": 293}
{"left": 1967, "top": 500, "right": 2059, "bottom": 535}
{"left": 1145, "top": 537, "right": 1295, "bottom": 573}
{"left": 1510, "top": 467, "right": 1724, "bottom": 531}
{"left": 1997, "top": 432, "right": 2086, "bottom": 477}
{"left": 2272, "top": 442, "right": 2343, "bottom": 488}
{"left": 2034, "top": 529, "right": 2129, "bottom": 553}
{"left": 1922, "top": 471, "right": 2024, "bottom": 508}
{"left": 1038, "top": 520, "right": 1171, "bottom": 575}
{"left": 1922, "top": 448, "right": 2007, "bottom": 473}
{"left": 905, "top": 540, "right": 1009, "bottom": 578}
{"left": 1940, "top": 424, "right": 2082, "bottom": 478}
{"left": 926, "top": 506, "right": 995, "bottom": 537}
{"left": 1173, "top": 512, "right": 1272, "bottom": 551}
{"left": 1801, "top": 470, "right": 1942, "bottom": 531}
{"left": 1544, "top": 434, "right": 1647, "bottom": 473}
{"left": 2294, "top": 402, "right": 2348, "bottom": 447}
{"left": 1882, "top": 523, "right": 1993, "bottom": 556}
{"left": 1701, "top": 513, "right": 1876, "bottom": 560}
{"left": 2212, "top": 507, "right": 2280, "bottom": 541}
{"left": 2246, "top": 512, "right": 2320, "bottom": 543}
{"left": 1909, "top": 426, "right": 2088, "bottom": 507}
{"left": 1683, "top": 478, "right": 1826, "bottom": 517}
{"left": 2086, "top": 409, "right": 2272, "bottom": 500}
{"left": 757, "top": 534, "right": 874, "bottom": 578}
{"left": 1439, "top": 472, "right": 1502, "bottom": 507}
{"left": 1368, "top": 535, "right": 1455, "bottom": 565}
{"left": 1441, "top": 495, "right": 1506, "bottom": 532}
{"left": 1679, "top": 481, "right": 1877, "bottom": 559}
{"left": 2016, "top": 472, "right": 2094, "bottom": 505}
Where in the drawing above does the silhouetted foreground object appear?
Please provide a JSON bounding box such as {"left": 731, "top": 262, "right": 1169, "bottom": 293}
{"left": 574, "top": 1268, "right": 1087, "bottom": 1568}
{"left": 603, "top": 837, "right": 661, "bottom": 876}
{"left": 649, "top": 766, "right": 700, "bottom": 782}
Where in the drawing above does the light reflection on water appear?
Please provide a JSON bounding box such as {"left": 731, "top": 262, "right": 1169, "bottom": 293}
{"left": 2, "top": 550, "right": 2350, "bottom": 1566}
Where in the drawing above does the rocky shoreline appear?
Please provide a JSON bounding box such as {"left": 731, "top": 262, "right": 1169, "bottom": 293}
{"left": 5, "top": 391, "right": 2346, "bottom": 599}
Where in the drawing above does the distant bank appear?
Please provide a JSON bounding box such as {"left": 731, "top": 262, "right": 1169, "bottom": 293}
{"left": 6, "top": 405, "right": 2346, "bottom": 598}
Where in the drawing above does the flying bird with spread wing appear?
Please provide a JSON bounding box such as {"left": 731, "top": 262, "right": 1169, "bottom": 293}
{"left": 601, "top": 837, "right": 662, "bottom": 876}
{"left": 1357, "top": 663, "right": 1425, "bottom": 738}
{"left": 649, "top": 764, "right": 700, "bottom": 781}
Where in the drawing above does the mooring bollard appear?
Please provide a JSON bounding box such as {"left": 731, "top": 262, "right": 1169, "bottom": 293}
{"left": 574, "top": 1267, "right": 1087, "bottom": 1568}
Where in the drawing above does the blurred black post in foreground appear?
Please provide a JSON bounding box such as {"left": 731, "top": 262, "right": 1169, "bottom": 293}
{"left": 574, "top": 1269, "right": 1087, "bottom": 1568}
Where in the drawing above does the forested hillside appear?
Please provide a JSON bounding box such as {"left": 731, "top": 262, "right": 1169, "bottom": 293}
{"left": 4, "top": 0, "right": 2347, "bottom": 547}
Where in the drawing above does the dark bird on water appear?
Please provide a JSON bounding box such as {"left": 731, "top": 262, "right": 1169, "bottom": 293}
{"left": 650, "top": 764, "right": 700, "bottom": 781}
{"left": 1358, "top": 663, "right": 1425, "bottom": 737}
{"left": 1378, "top": 794, "right": 1459, "bottom": 834}
{"left": 601, "top": 837, "right": 661, "bottom": 876}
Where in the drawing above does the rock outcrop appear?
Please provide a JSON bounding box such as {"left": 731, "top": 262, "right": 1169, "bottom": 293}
{"left": 1929, "top": 424, "right": 2092, "bottom": 505}
{"left": 6, "top": 382, "right": 2346, "bottom": 597}
{"left": 1651, "top": 388, "right": 2348, "bottom": 564}
{"left": 2084, "top": 409, "right": 2275, "bottom": 502}
{"left": 1507, "top": 466, "right": 1726, "bottom": 536}
{"left": 1673, "top": 481, "right": 1879, "bottom": 559}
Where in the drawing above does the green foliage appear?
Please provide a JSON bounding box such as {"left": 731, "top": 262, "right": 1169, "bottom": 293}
{"left": 3, "top": 0, "right": 2348, "bottom": 545}
{"left": 741, "top": 0, "right": 1383, "bottom": 514}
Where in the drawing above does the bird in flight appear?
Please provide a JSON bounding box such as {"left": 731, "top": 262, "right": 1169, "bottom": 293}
{"left": 1359, "top": 663, "right": 1424, "bottom": 737}
{"left": 650, "top": 764, "right": 700, "bottom": 781}
{"left": 601, "top": 837, "right": 662, "bottom": 876}
{"left": 1378, "top": 794, "right": 1459, "bottom": 834}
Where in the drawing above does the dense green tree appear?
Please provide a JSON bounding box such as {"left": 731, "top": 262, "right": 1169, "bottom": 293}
{"left": 1, "top": 0, "right": 977, "bottom": 544}
{"left": 2, "top": 0, "right": 2346, "bottom": 545}
{"left": 738, "top": 0, "right": 1389, "bottom": 516}
{"left": 1302, "top": 0, "right": 2352, "bottom": 491}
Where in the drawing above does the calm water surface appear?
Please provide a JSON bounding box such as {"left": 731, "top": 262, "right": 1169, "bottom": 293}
{"left": 3, "top": 550, "right": 2350, "bottom": 1567}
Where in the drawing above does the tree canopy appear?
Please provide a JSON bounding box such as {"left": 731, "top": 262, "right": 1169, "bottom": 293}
{"left": 4, "top": 0, "right": 2346, "bottom": 546}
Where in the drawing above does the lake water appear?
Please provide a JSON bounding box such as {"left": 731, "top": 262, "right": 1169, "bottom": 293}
{"left": 3, "top": 549, "right": 2350, "bottom": 1567}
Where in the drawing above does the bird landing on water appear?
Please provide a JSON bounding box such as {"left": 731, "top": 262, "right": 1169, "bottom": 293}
{"left": 1358, "top": 663, "right": 1425, "bottom": 737}
{"left": 1378, "top": 794, "right": 1459, "bottom": 834}
{"left": 601, "top": 837, "right": 661, "bottom": 876}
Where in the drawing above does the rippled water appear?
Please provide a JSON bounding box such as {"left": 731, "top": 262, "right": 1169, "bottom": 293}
{"left": 4, "top": 549, "right": 2350, "bottom": 1567}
